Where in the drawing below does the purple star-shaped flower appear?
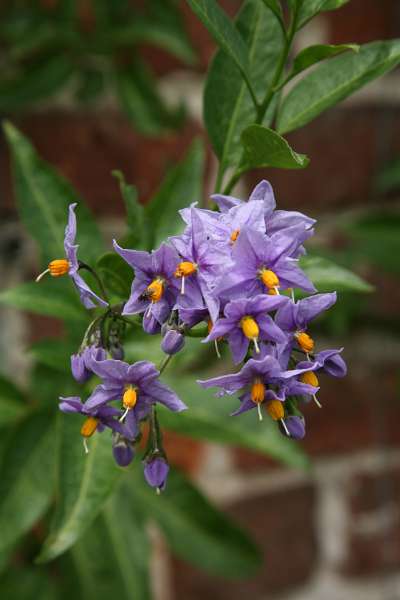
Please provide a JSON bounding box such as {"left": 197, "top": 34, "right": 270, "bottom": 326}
{"left": 204, "top": 294, "right": 288, "bottom": 364}
{"left": 83, "top": 357, "right": 187, "bottom": 440}
{"left": 59, "top": 396, "right": 126, "bottom": 435}
{"left": 114, "top": 241, "right": 180, "bottom": 325}
{"left": 294, "top": 348, "right": 347, "bottom": 379}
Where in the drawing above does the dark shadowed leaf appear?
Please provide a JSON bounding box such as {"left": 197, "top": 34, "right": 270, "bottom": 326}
{"left": 300, "top": 255, "right": 374, "bottom": 293}
{"left": 0, "top": 375, "right": 26, "bottom": 427}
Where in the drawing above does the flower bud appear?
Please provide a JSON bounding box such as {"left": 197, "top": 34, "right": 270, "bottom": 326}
{"left": 161, "top": 329, "right": 185, "bottom": 355}
{"left": 71, "top": 353, "right": 90, "bottom": 383}
{"left": 279, "top": 416, "right": 306, "bottom": 440}
{"left": 143, "top": 457, "right": 169, "bottom": 492}
{"left": 112, "top": 432, "right": 135, "bottom": 467}
{"left": 110, "top": 345, "right": 124, "bottom": 360}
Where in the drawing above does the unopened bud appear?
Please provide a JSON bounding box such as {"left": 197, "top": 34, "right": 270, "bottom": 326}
{"left": 279, "top": 416, "right": 306, "bottom": 440}
{"left": 161, "top": 329, "right": 185, "bottom": 355}
{"left": 112, "top": 432, "right": 135, "bottom": 467}
{"left": 143, "top": 456, "right": 169, "bottom": 492}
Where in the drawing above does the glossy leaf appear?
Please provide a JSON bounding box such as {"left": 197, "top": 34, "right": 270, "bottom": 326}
{"left": 300, "top": 255, "right": 374, "bottom": 293}
{"left": 0, "top": 375, "right": 26, "bottom": 427}
{"left": 71, "top": 484, "right": 151, "bottom": 600}
{"left": 282, "top": 43, "right": 359, "bottom": 85}
{"left": 0, "top": 279, "right": 87, "bottom": 323}
{"left": 261, "top": 0, "right": 283, "bottom": 23}
{"left": 186, "top": 0, "right": 250, "bottom": 78}
{"left": 240, "top": 125, "right": 310, "bottom": 171}
{"left": 204, "top": 0, "right": 285, "bottom": 172}
{"left": 115, "top": 60, "right": 184, "bottom": 135}
{"left": 146, "top": 139, "right": 204, "bottom": 249}
{"left": 130, "top": 467, "right": 262, "bottom": 577}
{"left": 3, "top": 122, "right": 104, "bottom": 264}
{"left": 294, "top": 0, "right": 350, "bottom": 29}
{"left": 277, "top": 40, "right": 400, "bottom": 134}
{"left": 96, "top": 253, "right": 133, "bottom": 300}
{"left": 0, "top": 412, "right": 56, "bottom": 555}
{"left": 160, "top": 376, "right": 309, "bottom": 469}
{"left": 37, "top": 415, "right": 122, "bottom": 563}
{"left": 112, "top": 170, "right": 148, "bottom": 250}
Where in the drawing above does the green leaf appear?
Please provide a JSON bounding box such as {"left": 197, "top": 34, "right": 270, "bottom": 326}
{"left": 71, "top": 483, "right": 151, "bottom": 600}
{"left": 131, "top": 467, "right": 262, "bottom": 577}
{"left": 37, "top": 415, "right": 122, "bottom": 563}
{"left": 0, "top": 412, "right": 56, "bottom": 555}
{"left": 294, "top": 0, "right": 350, "bottom": 29}
{"left": 282, "top": 43, "right": 359, "bottom": 86}
{"left": 0, "top": 55, "right": 74, "bottom": 111}
{"left": 96, "top": 253, "right": 133, "bottom": 300}
{"left": 115, "top": 60, "right": 185, "bottom": 135}
{"left": 30, "top": 339, "right": 76, "bottom": 373}
{"left": 204, "top": 0, "right": 286, "bottom": 172}
{"left": 0, "top": 375, "right": 26, "bottom": 427}
{"left": 240, "top": 124, "right": 309, "bottom": 171}
{"left": 160, "top": 376, "right": 309, "bottom": 469}
{"left": 261, "top": 0, "right": 283, "bottom": 23}
{"left": 146, "top": 139, "right": 204, "bottom": 249}
{"left": 186, "top": 0, "right": 250, "bottom": 79}
{"left": 300, "top": 255, "right": 374, "bottom": 293}
{"left": 112, "top": 170, "right": 148, "bottom": 249}
{"left": 0, "top": 279, "right": 87, "bottom": 323}
{"left": 0, "top": 567, "right": 58, "bottom": 600}
{"left": 277, "top": 40, "right": 400, "bottom": 135}
{"left": 3, "top": 122, "right": 104, "bottom": 264}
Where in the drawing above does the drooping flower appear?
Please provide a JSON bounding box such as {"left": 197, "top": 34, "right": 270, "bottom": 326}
{"left": 114, "top": 241, "right": 181, "bottom": 325}
{"left": 71, "top": 345, "right": 106, "bottom": 383}
{"left": 112, "top": 432, "right": 135, "bottom": 467}
{"left": 279, "top": 415, "right": 306, "bottom": 440}
{"left": 83, "top": 358, "right": 187, "bottom": 440}
{"left": 204, "top": 294, "right": 288, "bottom": 364}
{"left": 214, "top": 227, "right": 316, "bottom": 304}
{"left": 161, "top": 329, "right": 185, "bottom": 355}
{"left": 36, "top": 204, "right": 108, "bottom": 309}
{"left": 143, "top": 456, "right": 169, "bottom": 492}
{"left": 59, "top": 396, "right": 126, "bottom": 453}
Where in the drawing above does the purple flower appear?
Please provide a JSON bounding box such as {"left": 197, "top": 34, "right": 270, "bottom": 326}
{"left": 143, "top": 456, "right": 169, "bottom": 491}
{"left": 279, "top": 415, "right": 306, "bottom": 440}
{"left": 112, "top": 432, "right": 135, "bottom": 467}
{"left": 83, "top": 358, "right": 186, "bottom": 440}
{"left": 161, "top": 329, "right": 185, "bottom": 355}
{"left": 204, "top": 294, "right": 288, "bottom": 364}
{"left": 36, "top": 204, "right": 108, "bottom": 309}
{"left": 214, "top": 227, "right": 316, "bottom": 304}
{"left": 143, "top": 312, "right": 162, "bottom": 334}
{"left": 114, "top": 241, "right": 180, "bottom": 325}
{"left": 295, "top": 348, "right": 347, "bottom": 379}
{"left": 59, "top": 396, "right": 127, "bottom": 452}
{"left": 71, "top": 345, "right": 106, "bottom": 383}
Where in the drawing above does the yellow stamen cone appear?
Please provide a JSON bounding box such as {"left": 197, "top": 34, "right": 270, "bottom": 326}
{"left": 230, "top": 229, "right": 240, "bottom": 243}
{"left": 300, "top": 371, "right": 319, "bottom": 388}
{"left": 174, "top": 261, "right": 197, "bottom": 278}
{"left": 296, "top": 332, "right": 314, "bottom": 353}
{"left": 266, "top": 400, "right": 284, "bottom": 421}
{"left": 123, "top": 386, "right": 137, "bottom": 409}
{"left": 260, "top": 268, "right": 279, "bottom": 290}
{"left": 241, "top": 316, "right": 259, "bottom": 340}
{"left": 80, "top": 416, "right": 99, "bottom": 438}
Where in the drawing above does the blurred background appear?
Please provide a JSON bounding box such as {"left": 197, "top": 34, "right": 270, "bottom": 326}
{"left": 1, "top": 1, "right": 400, "bottom": 599}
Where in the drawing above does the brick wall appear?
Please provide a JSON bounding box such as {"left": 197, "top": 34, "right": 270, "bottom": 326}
{"left": 1, "top": 1, "right": 400, "bottom": 598}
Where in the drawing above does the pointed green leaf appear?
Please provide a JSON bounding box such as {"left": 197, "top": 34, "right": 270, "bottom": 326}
{"left": 112, "top": 170, "right": 148, "bottom": 250}
{"left": 300, "top": 255, "right": 374, "bottom": 293}
{"left": 146, "top": 139, "right": 204, "bottom": 249}
{"left": 277, "top": 40, "right": 400, "bottom": 134}
{"left": 240, "top": 124, "right": 309, "bottom": 171}
{"left": 71, "top": 484, "right": 151, "bottom": 600}
{"left": 294, "top": 0, "right": 350, "bottom": 29}
{"left": 131, "top": 467, "right": 262, "bottom": 577}
{"left": 96, "top": 252, "right": 133, "bottom": 300}
{"left": 186, "top": 0, "right": 250, "bottom": 79}
{"left": 160, "top": 376, "right": 309, "bottom": 469}
{"left": 261, "top": 0, "right": 283, "bottom": 23}
{"left": 3, "top": 122, "right": 104, "bottom": 264}
{"left": 0, "top": 375, "right": 26, "bottom": 427}
{"left": 282, "top": 43, "right": 359, "bottom": 85}
{"left": 37, "top": 415, "right": 122, "bottom": 563}
{"left": 0, "top": 412, "right": 56, "bottom": 555}
{"left": 0, "top": 279, "right": 87, "bottom": 323}
{"left": 204, "top": 0, "right": 285, "bottom": 172}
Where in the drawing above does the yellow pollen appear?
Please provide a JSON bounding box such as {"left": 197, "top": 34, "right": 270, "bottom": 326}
{"left": 260, "top": 268, "right": 280, "bottom": 290}
{"left": 123, "top": 386, "right": 137, "bottom": 409}
{"left": 240, "top": 316, "right": 259, "bottom": 340}
{"left": 267, "top": 288, "right": 278, "bottom": 296}
{"left": 230, "top": 229, "right": 240, "bottom": 243}
{"left": 207, "top": 318, "right": 213, "bottom": 335}
{"left": 300, "top": 371, "right": 319, "bottom": 387}
{"left": 147, "top": 278, "right": 164, "bottom": 302}
{"left": 174, "top": 261, "right": 197, "bottom": 278}
{"left": 80, "top": 417, "right": 99, "bottom": 438}
{"left": 296, "top": 331, "right": 314, "bottom": 353}
{"left": 266, "top": 400, "right": 284, "bottom": 421}
{"left": 49, "top": 259, "right": 70, "bottom": 277}
{"left": 251, "top": 379, "right": 265, "bottom": 404}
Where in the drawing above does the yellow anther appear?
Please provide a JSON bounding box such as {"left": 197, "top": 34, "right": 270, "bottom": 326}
{"left": 266, "top": 400, "right": 284, "bottom": 421}
{"left": 240, "top": 316, "right": 259, "bottom": 340}
{"left": 295, "top": 331, "right": 314, "bottom": 353}
{"left": 267, "top": 288, "right": 279, "bottom": 296}
{"left": 174, "top": 261, "right": 197, "bottom": 278}
{"left": 207, "top": 318, "right": 213, "bottom": 335}
{"left": 259, "top": 268, "right": 280, "bottom": 290}
{"left": 49, "top": 259, "right": 70, "bottom": 277}
{"left": 123, "top": 386, "right": 137, "bottom": 409}
{"left": 80, "top": 416, "right": 99, "bottom": 438}
{"left": 147, "top": 278, "right": 164, "bottom": 302}
{"left": 251, "top": 379, "right": 265, "bottom": 404}
{"left": 230, "top": 229, "right": 240, "bottom": 243}
{"left": 300, "top": 371, "right": 319, "bottom": 388}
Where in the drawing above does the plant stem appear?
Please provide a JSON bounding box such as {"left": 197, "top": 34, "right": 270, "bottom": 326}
{"left": 159, "top": 354, "right": 172, "bottom": 375}
{"left": 78, "top": 261, "right": 110, "bottom": 305}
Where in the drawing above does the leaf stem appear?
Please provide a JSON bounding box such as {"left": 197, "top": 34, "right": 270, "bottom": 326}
{"left": 78, "top": 261, "right": 110, "bottom": 305}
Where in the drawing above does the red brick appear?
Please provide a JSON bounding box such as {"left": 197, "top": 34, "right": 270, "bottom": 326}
{"left": 173, "top": 483, "right": 318, "bottom": 598}
{"left": 163, "top": 431, "right": 205, "bottom": 475}
{"left": 348, "top": 467, "right": 400, "bottom": 515}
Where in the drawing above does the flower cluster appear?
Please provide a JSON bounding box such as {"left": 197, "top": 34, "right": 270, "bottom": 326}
{"left": 37, "top": 180, "right": 346, "bottom": 492}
